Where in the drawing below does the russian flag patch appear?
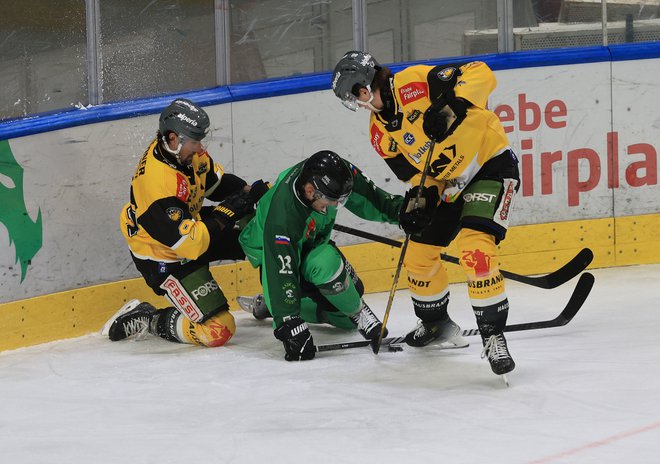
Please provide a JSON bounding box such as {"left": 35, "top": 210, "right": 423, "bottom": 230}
{"left": 275, "top": 235, "right": 291, "bottom": 245}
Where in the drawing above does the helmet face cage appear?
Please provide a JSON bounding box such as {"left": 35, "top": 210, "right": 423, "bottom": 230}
{"left": 332, "top": 51, "right": 378, "bottom": 111}
{"left": 159, "top": 99, "right": 210, "bottom": 142}
{"left": 339, "top": 84, "right": 375, "bottom": 111}
{"left": 301, "top": 151, "right": 354, "bottom": 205}
{"left": 311, "top": 178, "right": 352, "bottom": 206}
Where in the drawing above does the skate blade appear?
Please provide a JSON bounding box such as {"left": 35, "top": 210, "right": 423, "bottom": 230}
{"left": 501, "top": 374, "right": 510, "bottom": 387}
{"left": 100, "top": 299, "right": 141, "bottom": 336}
{"left": 431, "top": 335, "right": 469, "bottom": 349}
{"left": 236, "top": 295, "right": 256, "bottom": 314}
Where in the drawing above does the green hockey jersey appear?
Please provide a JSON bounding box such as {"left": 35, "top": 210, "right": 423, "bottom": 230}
{"left": 239, "top": 159, "right": 403, "bottom": 323}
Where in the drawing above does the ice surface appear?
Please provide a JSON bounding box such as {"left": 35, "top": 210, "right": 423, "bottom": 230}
{"left": 1, "top": 265, "right": 659, "bottom": 463}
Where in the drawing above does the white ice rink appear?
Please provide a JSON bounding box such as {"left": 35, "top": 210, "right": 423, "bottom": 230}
{"left": 1, "top": 264, "right": 659, "bottom": 464}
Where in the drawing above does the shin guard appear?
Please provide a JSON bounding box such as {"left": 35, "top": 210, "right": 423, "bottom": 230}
{"left": 155, "top": 307, "right": 235, "bottom": 347}
{"left": 404, "top": 241, "right": 449, "bottom": 299}
{"left": 457, "top": 228, "right": 509, "bottom": 336}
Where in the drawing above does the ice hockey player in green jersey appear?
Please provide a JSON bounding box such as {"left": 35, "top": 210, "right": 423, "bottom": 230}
{"left": 238, "top": 150, "right": 403, "bottom": 361}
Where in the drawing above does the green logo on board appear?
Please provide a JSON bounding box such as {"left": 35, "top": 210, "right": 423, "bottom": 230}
{"left": 0, "top": 139, "right": 42, "bottom": 282}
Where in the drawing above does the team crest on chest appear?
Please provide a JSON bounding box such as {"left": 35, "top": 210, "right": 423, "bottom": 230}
{"left": 166, "top": 207, "right": 183, "bottom": 222}
{"left": 437, "top": 67, "right": 456, "bottom": 81}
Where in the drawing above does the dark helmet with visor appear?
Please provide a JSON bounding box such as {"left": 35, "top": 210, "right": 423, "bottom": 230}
{"left": 299, "top": 150, "right": 354, "bottom": 204}
{"left": 331, "top": 51, "right": 378, "bottom": 111}
{"left": 159, "top": 98, "right": 210, "bottom": 142}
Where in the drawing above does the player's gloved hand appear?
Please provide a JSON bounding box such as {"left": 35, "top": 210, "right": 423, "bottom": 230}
{"left": 274, "top": 316, "right": 316, "bottom": 361}
{"left": 399, "top": 185, "right": 439, "bottom": 235}
{"left": 422, "top": 90, "right": 469, "bottom": 142}
{"left": 212, "top": 190, "right": 255, "bottom": 229}
{"left": 248, "top": 179, "right": 270, "bottom": 203}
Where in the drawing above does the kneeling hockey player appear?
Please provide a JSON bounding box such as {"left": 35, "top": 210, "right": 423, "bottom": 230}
{"left": 103, "top": 98, "right": 268, "bottom": 347}
{"left": 237, "top": 150, "right": 403, "bottom": 361}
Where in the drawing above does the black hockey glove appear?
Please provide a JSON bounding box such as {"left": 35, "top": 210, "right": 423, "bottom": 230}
{"left": 399, "top": 185, "right": 439, "bottom": 235}
{"left": 274, "top": 316, "right": 316, "bottom": 361}
{"left": 422, "top": 90, "right": 469, "bottom": 142}
{"left": 248, "top": 179, "right": 270, "bottom": 203}
{"left": 211, "top": 189, "right": 255, "bottom": 229}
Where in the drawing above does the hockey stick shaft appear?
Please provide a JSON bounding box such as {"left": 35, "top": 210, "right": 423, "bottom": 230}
{"left": 461, "top": 272, "right": 594, "bottom": 336}
{"left": 316, "top": 272, "right": 594, "bottom": 353}
{"left": 373, "top": 139, "right": 437, "bottom": 354}
{"left": 332, "top": 223, "right": 593, "bottom": 289}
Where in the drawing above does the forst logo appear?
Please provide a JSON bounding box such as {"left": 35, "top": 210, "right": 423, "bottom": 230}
{"left": 463, "top": 192, "right": 497, "bottom": 203}
{"left": 191, "top": 280, "right": 219, "bottom": 300}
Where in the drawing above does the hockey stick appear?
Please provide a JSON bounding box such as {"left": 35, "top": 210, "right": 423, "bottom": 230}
{"left": 373, "top": 139, "right": 437, "bottom": 354}
{"left": 332, "top": 223, "right": 593, "bottom": 289}
{"left": 316, "top": 272, "right": 594, "bottom": 353}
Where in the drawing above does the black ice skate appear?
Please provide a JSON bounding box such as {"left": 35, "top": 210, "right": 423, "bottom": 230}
{"left": 102, "top": 300, "right": 158, "bottom": 341}
{"left": 481, "top": 333, "right": 516, "bottom": 375}
{"left": 404, "top": 316, "right": 468, "bottom": 348}
{"left": 350, "top": 301, "right": 388, "bottom": 341}
{"left": 236, "top": 294, "right": 271, "bottom": 320}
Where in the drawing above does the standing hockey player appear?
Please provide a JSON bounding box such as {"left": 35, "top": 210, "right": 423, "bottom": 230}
{"left": 103, "top": 98, "right": 268, "bottom": 347}
{"left": 331, "top": 51, "right": 520, "bottom": 376}
{"left": 237, "top": 150, "right": 403, "bottom": 361}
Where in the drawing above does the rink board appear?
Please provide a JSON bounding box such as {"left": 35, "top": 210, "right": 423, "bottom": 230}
{"left": 1, "top": 213, "right": 658, "bottom": 352}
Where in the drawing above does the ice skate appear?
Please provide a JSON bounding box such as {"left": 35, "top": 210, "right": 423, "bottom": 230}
{"left": 102, "top": 299, "right": 158, "bottom": 341}
{"left": 481, "top": 333, "right": 516, "bottom": 384}
{"left": 350, "top": 301, "right": 388, "bottom": 341}
{"left": 405, "top": 316, "right": 468, "bottom": 348}
{"left": 237, "top": 294, "right": 271, "bottom": 320}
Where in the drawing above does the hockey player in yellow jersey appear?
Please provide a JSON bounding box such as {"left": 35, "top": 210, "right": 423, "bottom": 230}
{"left": 103, "top": 98, "right": 268, "bottom": 347}
{"left": 332, "top": 51, "right": 519, "bottom": 376}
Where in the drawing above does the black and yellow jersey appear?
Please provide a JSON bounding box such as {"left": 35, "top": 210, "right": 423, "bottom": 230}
{"left": 369, "top": 61, "right": 510, "bottom": 202}
{"left": 120, "top": 139, "right": 246, "bottom": 263}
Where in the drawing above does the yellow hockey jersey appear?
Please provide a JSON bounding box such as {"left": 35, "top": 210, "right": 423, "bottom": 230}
{"left": 369, "top": 61, "right": 510, "bottom": 201}
{"left": 120, "top": 139, "right": 231, "bottom": 263}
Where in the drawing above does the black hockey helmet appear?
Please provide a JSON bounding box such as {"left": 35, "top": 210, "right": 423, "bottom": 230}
{"left": 159, "top": 98, "right": 210, "bottom": 141}
{"left": 331, "top": 51, "right": 379, "bottom": 110}
{"left": 299, "top": 150, "right": 354, "bottom": 202}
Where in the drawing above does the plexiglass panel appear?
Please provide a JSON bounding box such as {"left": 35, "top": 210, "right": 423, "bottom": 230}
{"left": 1, "top": 0, "right": 660, "bottom": 120}
{"left": 229, "top": 0, "right": 353, "bottom": 83}
{"left": 99, "top": 0, "right": 216, "bottom": 102}
{"left": 0, "top": 0, "right": 87, "bottom": 120}
{"left": 367, "top": 0, "right": 484, "bottom": 62}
